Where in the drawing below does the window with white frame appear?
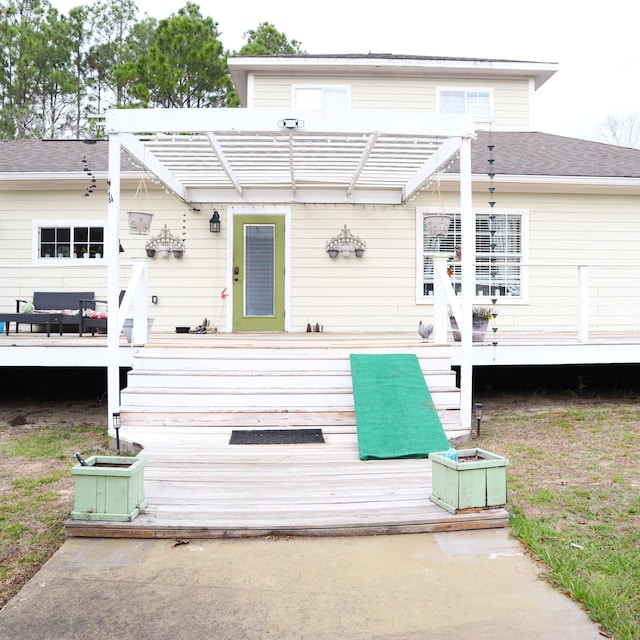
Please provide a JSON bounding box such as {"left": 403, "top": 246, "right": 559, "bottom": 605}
{"left": 437, "top": 88, "right": 493, "bottom": 120}
{"left": 292, "top": 85, "right": 350, "bottom": 110}
{"left": 419, "top": 208, "right": 524, "bottom": 299}
{"left": 34, "top": 221, "right": 105, "bottom": 261}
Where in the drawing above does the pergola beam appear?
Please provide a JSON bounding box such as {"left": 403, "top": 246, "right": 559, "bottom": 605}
{"left": 402, "top": 136, "right": 463, "bottom": 204}
{"left": 120, "top": 133, "right": 188, "bottom": 201}
{"left": 206, "top": 133, "right": 243, "bottom": 196}
{"left": 105, "top": 107, "right": 473, "bottom": 138}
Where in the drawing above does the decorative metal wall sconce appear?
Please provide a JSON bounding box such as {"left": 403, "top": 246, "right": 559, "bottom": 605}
{"left": 326, "top": 224, "right": 366, "bottom": 258}
{"left": 145, "top": 225, "right": 186, "bottom": 258}
{"left": 209, "top": 210, "right": 221, "bottom": 233}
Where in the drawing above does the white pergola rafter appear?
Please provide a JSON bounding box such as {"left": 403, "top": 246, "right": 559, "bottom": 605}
{"left": 347, "top": 132, "right": 379, "bottom": 197}
{"left": 287, "top": 133, "right": 296, "bottom": 195}
{"left": 107, "top": 108, "right": 475, "bottom": 205}
{"left": 206, "top": 132, "right": 243, "bottom": 196}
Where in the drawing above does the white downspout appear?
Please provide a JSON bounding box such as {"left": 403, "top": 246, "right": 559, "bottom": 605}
{"left": 107, "top": 133, "right": 121, "bottom": 437}
{"left": 578, "top": 265, "right": 589, "bottom": 343}
{"left": 459, "top": 135, "right": 474, "bottom": 431}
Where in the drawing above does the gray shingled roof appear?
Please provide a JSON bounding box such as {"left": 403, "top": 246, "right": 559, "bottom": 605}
{"left": 256, "top": 53, "right": 556, "bottom": 65}
{"left": 2, "top": 133, "right": 639, "bottom": 180}
{"left": 468, "top": 131, "right": 640, "bottom": 179}
{"left": 0, "top": 139, "right": 138, "bottom": 173}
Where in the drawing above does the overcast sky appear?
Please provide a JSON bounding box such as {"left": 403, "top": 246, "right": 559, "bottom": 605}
{"left": 52, "top": 0, "right": 640, "bottom": 143}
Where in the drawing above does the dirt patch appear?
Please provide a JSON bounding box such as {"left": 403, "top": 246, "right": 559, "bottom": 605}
{"left": 0, "top": 398, "right": 107, "bottom": 431}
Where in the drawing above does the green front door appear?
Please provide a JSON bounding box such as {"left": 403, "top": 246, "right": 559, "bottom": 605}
{"left": 232, "top": 215, "right": 285, "bottom": 331}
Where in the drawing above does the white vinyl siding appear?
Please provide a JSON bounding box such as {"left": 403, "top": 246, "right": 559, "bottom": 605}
{"left": 251, "top": 75, "right": 530, "bottom": 129}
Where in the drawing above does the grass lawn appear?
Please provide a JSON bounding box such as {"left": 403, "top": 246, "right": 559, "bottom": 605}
{"left": 0, "top": 393, "right": 639, "bottom": 639}
{"left": 0, "top": 399, "right": 110, "bottom": 609}
{"left": 476, "top": 393, "right": 640, "bottom": 640}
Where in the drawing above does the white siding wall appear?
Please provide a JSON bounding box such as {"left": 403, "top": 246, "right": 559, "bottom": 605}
{"left": 3, "top": 184, "right": 639, "bottom": 335}
{"left": 290, "top": 204, "right": 417, "bottom": 332}
{"left": 251, "top": 75, "right": 532, "bottom": 131}
{"left": 0, "top": 186, "right": 227, "bottom": 333}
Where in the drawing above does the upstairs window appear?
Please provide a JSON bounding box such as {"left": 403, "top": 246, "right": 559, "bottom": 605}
{"left": 293, "top": 85, "right": 350, "bottom": 110}
{"left": 437, "top": 88, "right": 493, "bottom": 120}
{"left": 34, "top": 222, "right": 105, "bottom": 262}
{"left": 419, "top": 208, "right": 525, "bottom": 299}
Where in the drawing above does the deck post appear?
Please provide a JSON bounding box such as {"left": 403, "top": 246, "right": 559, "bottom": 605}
{"left": 106, "top": 133, "right": 122, "bottom": 434}
{"left": 459, "top": 135, "right": 474, "bottom": 431}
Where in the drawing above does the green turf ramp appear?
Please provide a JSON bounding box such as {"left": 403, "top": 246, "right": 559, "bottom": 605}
{"left": 350, "top": 353, "right": 450, "bottom": 460}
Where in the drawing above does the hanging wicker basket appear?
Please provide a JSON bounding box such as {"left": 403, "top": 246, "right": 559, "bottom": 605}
{"left": 127, "top": 211, "right": 154, "bottom": 235}
{"left": 424, "top": 214, "right": 451, "bottom": 238}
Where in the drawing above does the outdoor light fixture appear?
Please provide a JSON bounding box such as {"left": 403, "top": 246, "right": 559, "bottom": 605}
{"left": 112, "top": 412, "right": 121, "bottom": 454}
{"left": 209, "top": 210, "right": 221, "bottom": 233}
{"left": 326, "top": 224, "right": 366, "bottom": 258}
{"left": 144, "top": 225, "right": 186, "bottom": 258}
{"left": 278, "top": 118, "right": 304, "bottom": 129}
{"left": 475, "top": 402, "right": 484, "bottom": 438}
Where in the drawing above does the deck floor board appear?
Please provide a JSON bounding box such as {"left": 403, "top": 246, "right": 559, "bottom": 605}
{"left": 65, "top": 424, "right": 508, "bottom": 538}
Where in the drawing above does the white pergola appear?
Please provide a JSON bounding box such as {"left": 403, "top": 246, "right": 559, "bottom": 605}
{"left": 104, "top": 107, "right": 477, "bottom": 430}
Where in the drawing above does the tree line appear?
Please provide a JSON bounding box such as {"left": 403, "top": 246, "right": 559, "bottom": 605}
{"left": 0, "top": 0, "right": 305, "bottom": 140}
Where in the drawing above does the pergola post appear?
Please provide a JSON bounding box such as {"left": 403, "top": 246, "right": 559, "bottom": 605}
{"left": 459, "top": 135, "right": 474, "bottom": 431}
{"left": 107, "top": 133, "right": 121, "bottom": 436}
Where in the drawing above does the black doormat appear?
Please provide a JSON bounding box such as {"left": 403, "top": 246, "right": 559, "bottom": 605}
{"left": 229, "top": 429, "right": 325, "bottom": 445}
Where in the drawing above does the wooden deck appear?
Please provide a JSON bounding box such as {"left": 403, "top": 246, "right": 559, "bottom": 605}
{"left": 10, "top": 328, "right": 637, "bottom": 538}
{"left": 65, "top": 424, "right": 509, "bottom": 538}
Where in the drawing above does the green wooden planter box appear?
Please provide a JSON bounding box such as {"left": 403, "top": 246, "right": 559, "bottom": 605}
{"left": 71, "top": 456, "right": 148, "bottom": 522}
{"left": 429, "top": 448, "right": 509, "bottom": 514}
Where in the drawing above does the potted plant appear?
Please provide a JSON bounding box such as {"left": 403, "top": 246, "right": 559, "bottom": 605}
{"left": 429, "top": 447, "right": 509, "bottom": 514}
{"left": 449, "top": 306, "right": 494, "bottom": 342}
{"left": 70, "top": 455, "right": 147, "bottom": 522}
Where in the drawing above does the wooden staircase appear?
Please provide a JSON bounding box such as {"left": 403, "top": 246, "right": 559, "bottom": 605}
{"left": 119, "top": 338, "right": 467, "bottom": 442}
{"left": 65, "top": 337, "right": 512, "bottom": 539}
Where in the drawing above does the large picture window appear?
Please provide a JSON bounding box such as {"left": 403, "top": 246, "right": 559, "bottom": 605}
{"left": 419, "top": 208, "right": 525, "bottom": 299}
{"left": 34, "top": 221, "right": 105, "bottom": 262}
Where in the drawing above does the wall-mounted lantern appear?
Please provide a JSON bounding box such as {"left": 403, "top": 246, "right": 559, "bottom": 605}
{"left": 209, "top": 210, "right": 221, "bottom": 233}
{"left": 325, "top": 224, "right": 366, "bottom": 258}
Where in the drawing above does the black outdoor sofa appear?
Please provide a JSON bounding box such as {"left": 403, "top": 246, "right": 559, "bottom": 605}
{"left": 0, "top": 291, "right": 96, "bottom": 336}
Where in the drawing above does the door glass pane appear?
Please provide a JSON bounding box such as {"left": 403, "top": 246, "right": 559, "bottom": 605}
{"left": 245, "top": 224, "right": 275, "bottom": 316}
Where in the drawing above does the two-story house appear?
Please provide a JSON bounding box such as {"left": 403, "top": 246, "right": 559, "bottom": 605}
{"left": 2, "top": 54, "right": 640, "bottom": 433}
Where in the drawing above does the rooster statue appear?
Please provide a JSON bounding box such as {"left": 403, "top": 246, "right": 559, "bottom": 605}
{"left": 418, "top": 321, "right": 433, "bottom": 342}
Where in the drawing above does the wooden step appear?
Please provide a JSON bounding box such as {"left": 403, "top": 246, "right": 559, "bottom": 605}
{"left": 131, "top": 348, "right": 454, "bottom": 372}
{"left": 124, "top": 369, "right": 457, "bottom": 389}
{"left": 120, "top": 341, "right": 467, "bottom": 440}
{"left": 119, "top": 406, "right": 461, "bottom": 429}
{"left": 119, "top": 386, "right": 461, "bottom": 408}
